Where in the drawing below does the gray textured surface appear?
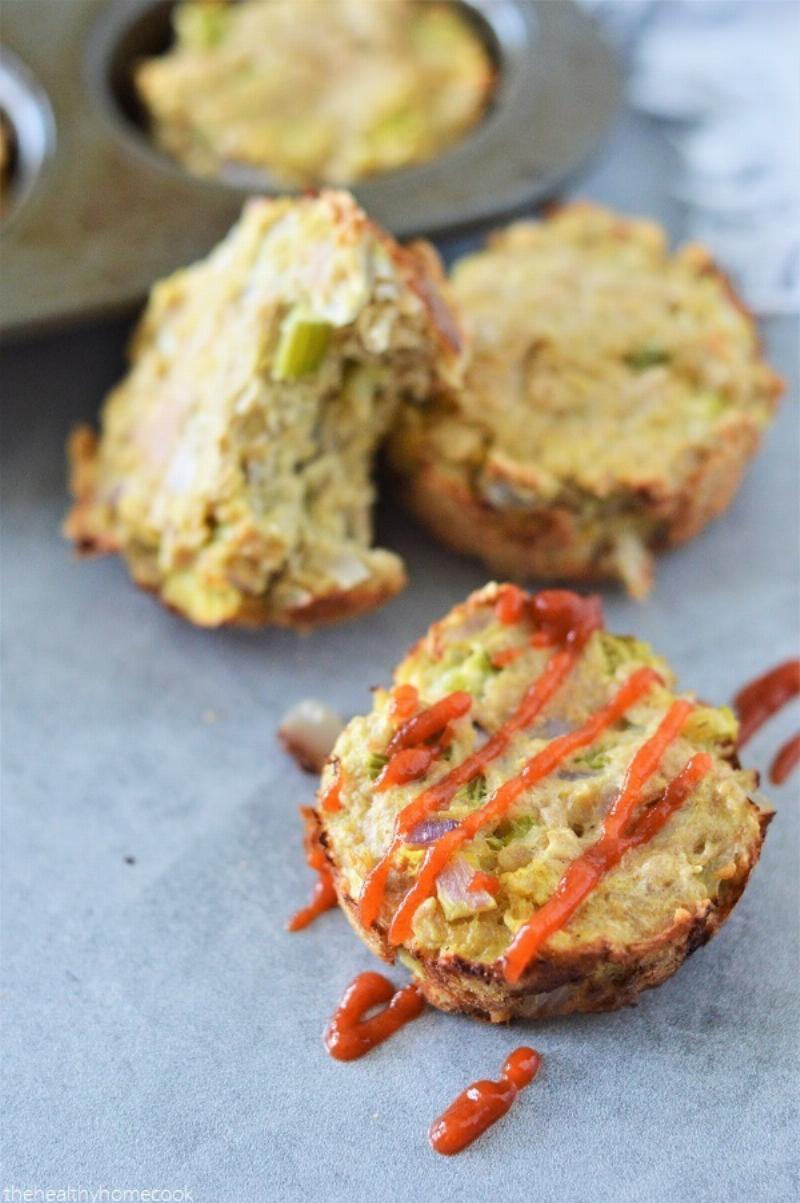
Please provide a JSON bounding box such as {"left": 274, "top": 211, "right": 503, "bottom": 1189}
{"left": 2, "top": 108, "right": 799, "bottom": 1202}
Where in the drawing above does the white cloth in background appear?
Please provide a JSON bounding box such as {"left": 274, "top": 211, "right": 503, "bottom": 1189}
{"left": 582, "top": 0, "right": 800, "bottom": 314}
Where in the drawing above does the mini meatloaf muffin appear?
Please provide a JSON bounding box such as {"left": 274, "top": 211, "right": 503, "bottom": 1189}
{"left": 387, "top": 203, "right": 782, "bottom": 598}
{"left": 312, "top": 583, "right": 772, "bottom": 1022}
{"left": 136, "top": 0, "right": 494, "bottom": 186}
{"left": 66, "top": 191, "right": 461, "bottom": 628}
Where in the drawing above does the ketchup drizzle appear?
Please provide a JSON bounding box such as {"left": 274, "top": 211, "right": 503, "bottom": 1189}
{"left": 375, "top": 745, "right": 438, "bottom": 791}
{"left": 320, "top": 771, "right": 344, "bottom": 814}
{"left": 358, "top": 591, "right": 621, "bottom": 933}
{"left": 287, "top": 807, "right": 337, "bottom": 931}
{"left": 391, "top": 683, "right": 420, "bottom": 723}
{"left": 734, "top": 659, "right": 800, "bottom": 785}
{"left": 324, "top": 972, "right": 425, "bottom": 1061}
{"left": 734, "top": 660, "right": 800, "bottom": 745}
{"left": 351, "top": 585, "right": 719, "bottom": 981}
{"left": 428, "top": 1047, "right": 542, "bottom": 1156}
{"left": 387, "top": 666, "right": 661, "bottom": 946}
{"left": 503, "top": 745, "right": 709, "bottom": 982}
{"left": 387, "top": 691, "right": 472, "bottom": 755}
{"left": 358, "top": 645, "right": 581, "bottom": 929}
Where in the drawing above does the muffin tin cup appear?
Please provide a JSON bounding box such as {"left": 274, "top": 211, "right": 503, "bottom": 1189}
{"left": 0, "top": 0, "right": 619, "bottom": 338}
{"left": 0, "top": 48, "right": 55, "bottom": 228}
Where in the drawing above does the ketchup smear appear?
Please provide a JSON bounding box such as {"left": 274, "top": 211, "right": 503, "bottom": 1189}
{"left": 324, "top": 972, "right": 425, "bottom": 1061}
{"left": 386, "top": 665, "right": 663, "bottom": 950}
{"left": 429, "top": 1047, "right": 542, "bottom": 1156}
{"left": 286, "top": 807, "right": 337, "bottom": 932}
{"left": 734, "top": 659, "right": 800, "bottom": 785}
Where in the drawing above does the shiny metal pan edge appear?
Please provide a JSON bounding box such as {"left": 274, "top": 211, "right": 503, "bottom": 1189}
{"left": 0, "top": 0, "right": 620, "bottom": 338}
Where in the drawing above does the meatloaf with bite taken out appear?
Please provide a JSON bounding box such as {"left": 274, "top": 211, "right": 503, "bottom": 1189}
{"left": 65, "top": 190, "right": 461, "bottom": 628}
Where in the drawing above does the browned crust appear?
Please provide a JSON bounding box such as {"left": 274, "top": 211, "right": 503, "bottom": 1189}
{"left": 387, "top": 403, "right": 776, "bottom": 597}
{"left": 309, "top": 799, "right": 772, "bottom": 1024}
{"left": 399, "top": 238, "right": 463, "bottom": 358}
{"left": 64, "top": 426, "right": 118, "bottom": 556}
{"left": 389, "top": 458, "right": 630, "bottom": 587}
{"left": 225, "top": 569, "right": 406, "bottom": 632}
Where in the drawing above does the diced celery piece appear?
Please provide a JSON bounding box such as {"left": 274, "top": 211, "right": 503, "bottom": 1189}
{"left": 175, "top": 2, "right": 231, "bottom": 49}
{"left": 464, "top": 774, "right": 487, "bottom": 804}
{"left": 485, "top": 815, "right": 534, "bottom": 850}
{"left": 571, "top": 747, "right": 609, "bottom": 772}
{"left": 440, "top": 645, "right": 497, "bottom": 694}
{"left": 369, "top": 107, "right": 423, "bottom": 147}
{"left": 367, "top": 752, "right": 389, "bottom": 780}
{"left": 600, "top": 633, "right": 659, "bottom": 675}
{"left": 624, "top": 345, "right": 671, "bottom": 371}
{"left": 273, "top": 309, "right": 332, "bottom": 381}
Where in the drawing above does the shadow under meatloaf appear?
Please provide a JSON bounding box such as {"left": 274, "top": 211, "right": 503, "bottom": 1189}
{"left": 312, "top": 583, "right": 772, "bottom": 1023}
{"left": 65, "top": 191, "right": 462, "bottom": 630}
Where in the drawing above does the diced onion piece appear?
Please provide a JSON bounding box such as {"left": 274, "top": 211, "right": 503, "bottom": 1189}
{"left": 278, "top": 699, "right": 344, "bottom": 774}
{"left": 612, "top": 531, "right": 653, "bottom": 601}
{"left": 535, "top": 717, "right": 577, "bottom": 739}
{"left": 407, "top": 817, "right": 460, "bottom": 846}
{"left": 435, "top": 855, "right": 497, "bottom": 920}
{"left": 327, "top": 553, "right": 371, "bottom": 590}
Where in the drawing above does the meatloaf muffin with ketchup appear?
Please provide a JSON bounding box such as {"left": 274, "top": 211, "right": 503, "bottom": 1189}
{"left": 66, "top": 191, "right": 461, "bottom": 628}
{"left": 387, "top": 203, "right": 782, "bottom": 598}
{"left": 311, "top": 583, "right": 772, "bottom": 1022}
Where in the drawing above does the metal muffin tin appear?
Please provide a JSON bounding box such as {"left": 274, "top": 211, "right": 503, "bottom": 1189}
{"left": 0, "top": 0, "right": 619, "bottom": 338}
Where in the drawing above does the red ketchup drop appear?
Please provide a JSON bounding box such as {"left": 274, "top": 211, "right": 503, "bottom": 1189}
{"left": 494, "top": 584, "right": 528, "bottom": 625}
{"left": 771, "top": 733, "right": 800, "bottom": 786}
{"left": 493, "top": 584, "right": 603, "bottom": 651}
{"left": 429, "top": 1047, "right": 542, "bottom": 1156}
{"left": 324, "top": 972, "right": 425, "bottom": 1061}
{"left": 531, "top": 589, "right": 604, "bottom": 650}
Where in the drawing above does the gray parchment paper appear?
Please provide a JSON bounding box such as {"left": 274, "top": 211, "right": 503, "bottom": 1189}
{"left": 2, "top": 110, "right": 798, "bottom": 1202}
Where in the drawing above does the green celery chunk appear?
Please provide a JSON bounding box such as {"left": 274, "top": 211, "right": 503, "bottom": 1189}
{"left": 273, "top": 309, "right": 332, "bottom": 381}
{"left": 175, "top": 2, "right": 231, "bottom": 49}
{"left": 624, "top": 345, "right": 672, "bottom": 371}
{"left": 367, "top": 752, "right": 389, "bottom": 780}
